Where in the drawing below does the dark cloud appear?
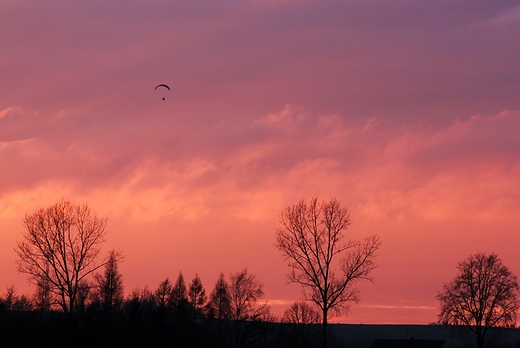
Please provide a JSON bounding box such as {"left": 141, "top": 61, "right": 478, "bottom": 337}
{"left": 3, "top": 0, "right": 520, "bottom": 124}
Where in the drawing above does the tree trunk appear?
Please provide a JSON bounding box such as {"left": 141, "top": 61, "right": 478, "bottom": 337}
{"left": 322, "top": 307, "right": 328, "bottom": 348}
{"left": 476, "top": 325, "right": 483, "bottom": 348}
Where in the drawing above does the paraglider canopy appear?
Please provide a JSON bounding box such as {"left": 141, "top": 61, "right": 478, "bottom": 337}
{"left": 155, "top": 84, "right": 170, "bottom": 100}
{"left": 155, "top": 84, "right": 170, "bottom": 90}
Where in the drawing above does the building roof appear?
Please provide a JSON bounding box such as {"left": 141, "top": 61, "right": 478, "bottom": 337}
{"left": 369, "top": 338, "right": 446, "bottom": 348}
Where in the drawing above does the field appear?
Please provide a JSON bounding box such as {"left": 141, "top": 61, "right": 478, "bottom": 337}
{"left": 332, "top": 324, "right": 520, "bottom": 348}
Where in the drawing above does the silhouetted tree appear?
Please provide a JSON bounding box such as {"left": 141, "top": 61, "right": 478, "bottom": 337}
{"left": 281, "top": 301, "right": 321, "bottom": 348}
{"left": 0, "top": 286, "right": 33, "bottom": 312}
{"left": 1, "top": 286, "right": 19, "bottom": 312}
{"left": 171, "top": 271, "right": 189, "bottom": 324}
{"left": 94, "top": 249, "right": 124, "bottom": 316}
{"left": 275, "top": 197, "right": 381, "bottom": 348}
{"left": 125, "top": 289, "right": 143, "bottom": 321}
{"left": 125, "top": 286, "right": 156, "bottom": 321}
{"left": 155, "top": 278, "right": 173, "bottom": 310}
{"left": 282, "top": 301, "right": 320, "bottom": 325}
{"left": 229, "top": 268, "right": 265, "bottom": 321}
{"left": 33, "top": 270, "right": 52, "bottom": 312}
{"left": 140, "top": 286, "right": 156, "bottom": 309}
{"left": 74, "top": 280, "right": 91, "bottom": 314}
{"left": 228, "top": 269, "right": 272, "bottom": 347}
{"left": 437, "top": 252, "right": 519, "bottom": 348}
{"left": 14, "top": 294, "right": 33, "bottom": 311}
{"left": 208, "top": 273, "right": 233, "bottom": 346}
{"left": 171, "top": 272, "right": 188, "bottom": 306}
{"left": 152, "top": 278, "right": 173, "bottom": 325}
{"left": 15, "top": 199, "right": 110, "bottom": 315}
{"left": 189, "top": 273, "right": 207, "bottom": 325}
{"left": 208, "top": 273, "right": 232, "bottom": 320}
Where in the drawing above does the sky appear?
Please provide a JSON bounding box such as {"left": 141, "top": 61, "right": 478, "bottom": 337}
{"left": 1, "top": 0, "right": 520, "bottom": 324}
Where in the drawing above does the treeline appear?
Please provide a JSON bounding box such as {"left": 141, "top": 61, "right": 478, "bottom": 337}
{"left": 4, "top": 198, "right": 369, "bottom": 348}
{"left": 0, "top": 263, "right": 327, "bottom": 348}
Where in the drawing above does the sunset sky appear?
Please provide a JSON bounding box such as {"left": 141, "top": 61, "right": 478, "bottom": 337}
{"left": 2, "top": 0, "right": 520, "bottom": 324}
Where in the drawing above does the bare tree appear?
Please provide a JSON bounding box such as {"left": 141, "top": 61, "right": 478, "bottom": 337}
{"left": 208, "top": 273, "right": 232, "bottom": 321}
{"left": 437, "top": 252, "right": 519, "bottom": 348}
{"left": 1, "top": 286, "right": 33, "bottom": 312}
{"left": 94, "top": 250, "right": 124, "bottom": 316}
{"left": 126, "top": 286, "right": 156, "bottom": 320}
{"left": 229, "top": 268, "right": 266, "bottom": 321}
{"left": 74, "top": 280, "right": 91, "bottom": 314}
{"left": 14, "top": 294, "right": 33, "bottom": 312}
{"left": 155, "top": 278, "right": 173, "bottom": 310}
{"left": 208, "top": 273, "right": 232, "bottom": 346}
{"left": 281, "top": 301, "right": 321, "bottom": 348}
{"left": 275, "top": 197, "right": 381, "bottom": 348}
{"left": 171, "top": 271, "right": 189, "bottom": 323}
{"left": 15, "top": 199, "right": 109, "bottom": 315}
{"left": 33, "top": 271, "right": 52, "bottom": 312}
{"left": 188, "top": 273, "right": 207, "bottom": 325}
{"left": 171, "top": 272, "right": 188, "bottom": 308}
{"left": 282, "top": 301, "right": 320, "bottom": 325}
{"left": 2, "top": 286, "right": 18, "bottom": 311}
{"left": 228, "top": 269, "right": 272, "bottom": 348}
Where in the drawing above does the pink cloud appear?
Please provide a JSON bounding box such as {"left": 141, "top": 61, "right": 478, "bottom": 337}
{"left": 2, "top": 104, "right": 520, "bottom": 324}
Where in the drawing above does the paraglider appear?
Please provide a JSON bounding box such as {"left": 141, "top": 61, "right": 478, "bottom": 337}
{"left": 155, "top": 84, "right": 170, "bottom": 100}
